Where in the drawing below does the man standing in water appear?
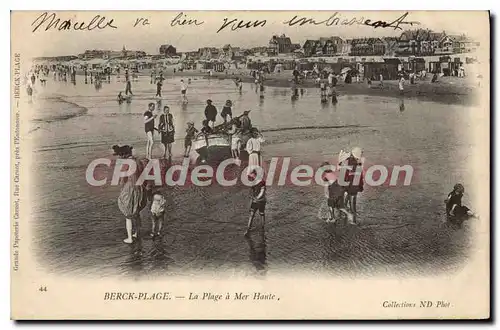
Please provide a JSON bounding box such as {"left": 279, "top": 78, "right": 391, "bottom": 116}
{"left": 180, "top": 79, "right": 188, "bottom": 104}
{"left": 156, "top": 78, "right": 163, "bottom": 98}
{"left": 125, "top": 72, "right": 133, "bottom": 96}
{"left": 204, "top": 99, "right": 217, "bottom": 129}
{"left": 244, "top": 170, "right": 267, "bottom": 237}
{"left": 144, "top": 103, "right": 157, "bottom": 159}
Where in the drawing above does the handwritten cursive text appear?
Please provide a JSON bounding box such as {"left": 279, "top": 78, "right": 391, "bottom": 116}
{"left": 31, "top": 12, "right": 117, "bottom": 33}
{"left": 216, "top": 18, "right": 266, "bottom": 33}
{"left": 283, "top": 13, "right": 365, "bottom": 27}
{"left": 171, "top": 12, "right": 204, "bottom": 27}
{"left": 364, "top": 12, "right": 420, "bottom": 30}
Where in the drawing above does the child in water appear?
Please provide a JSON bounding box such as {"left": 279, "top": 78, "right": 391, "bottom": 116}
{"left": 184, "top": 121, "right": 198, "bottom": 158}
{"left": 150, "top": 191, "right": 166, "bottom": 237}
{"left": 320, "top": 82, "right": 328, "bottom": 103}
{"left": 445, "top": 183, "right": 476, "bottom": 226}
{"left": 322, "top": 165, "right": 354, "bottom": 224}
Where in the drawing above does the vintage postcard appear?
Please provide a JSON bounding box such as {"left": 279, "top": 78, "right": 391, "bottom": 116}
{"left": 10, "top": 10, "right": 490, "bottom": 320}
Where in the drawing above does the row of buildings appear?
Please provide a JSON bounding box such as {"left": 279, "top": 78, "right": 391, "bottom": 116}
{"left": 171, "top": 30, "right": 479, "bottom": 60}
{"left": 37, "top": 29, "right": 479, "bottom": 64}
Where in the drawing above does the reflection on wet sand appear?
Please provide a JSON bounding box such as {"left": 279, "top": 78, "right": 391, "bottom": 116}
{"left": 246, "top": 228, "right": 267, "bottom": 275}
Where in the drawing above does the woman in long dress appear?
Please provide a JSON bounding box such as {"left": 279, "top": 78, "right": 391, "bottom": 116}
{"left": 158, "top": 106, "right": 175, "bottom": 159}
{"left": 246, "top": 129, "right": 263, "bottom": 173}
{"left": 115, "top": 146, "right": 148, "bottom": 244}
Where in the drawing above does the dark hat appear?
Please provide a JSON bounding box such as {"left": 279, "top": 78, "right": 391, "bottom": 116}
{"left": 225, "top": 100, "right": 233, "bottom": 106}
{"left": 112, "top": 145, "right": 133, "bottom": 157}
{"left": 243, "top": 110, "right": 251, "bottom": 115}
{"left": 207, "top": 99, "right": 212, "bottom": 103}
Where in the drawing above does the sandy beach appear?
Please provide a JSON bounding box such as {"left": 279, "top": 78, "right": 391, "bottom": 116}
{"left": 121, "top": 68, "right": 480, "bottom": 106}
{"left": 27, "top": 74, "right": 480, "bottom": 279}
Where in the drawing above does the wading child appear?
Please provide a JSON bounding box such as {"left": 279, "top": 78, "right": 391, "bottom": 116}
{"left": 150, "top": 191, "right": 166, "bottom": 237}
{"left": 184, "top": 121, "right": 198, "bottom": 158}
{"left": 228, "top": 119, "right": 242, "bottom": 161}
{"left": 244, "top": 170, "right": 267, "bottom": 237}
{"left": 323, "top": 169, "right": 354, "bottom": 224}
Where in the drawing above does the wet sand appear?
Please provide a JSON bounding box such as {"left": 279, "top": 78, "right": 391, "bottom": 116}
{"left": 132, "top": 69, "right": 480, "bottom": 106}
{"left": 28, "top": 75, "right": 479, "bottom": 279}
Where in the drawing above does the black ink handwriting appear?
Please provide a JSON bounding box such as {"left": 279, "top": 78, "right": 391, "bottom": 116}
{"left": 133, "top": 17, "right": 150, "bottom": 27}
{"left": 364, "top": 12, "right": 420, "bottom": 30}
{"left": 283, "top": 13, "right": 365, "bottom": 27}
{"left": 216, "top": 18, "right": 266, "bottom": 33}
{"left": 171, "top": 12, "right": 204, "bottom": 27}
{"left": 31, "top": 12, "right": 117, "bottom": 33}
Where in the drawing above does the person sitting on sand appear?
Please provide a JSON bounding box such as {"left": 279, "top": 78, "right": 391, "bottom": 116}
{"left": 150, "top": 190, "right": 166, "bottom": 238}
{"left": 445, "top": 184, "right": 477, "bottom": 226}
{"left": 204, "top": 99, "right": 217, "bottom": 128}
{"left": 184, "top": 121, "right": 198, "bottom": 158}
{"left": 432, "top": 73, "right": 438, "bottom": 83}
{"left": 117, "top": 92, "right": 125, "bottom": 104}
{"left": 114, "top": 145, "right": 148, "bottom": 244}
{"left": 221, "top": 100, "right": 233, "bottom": 124}
{"left": 244, "top": 169, "right": 267, "bottom": 237}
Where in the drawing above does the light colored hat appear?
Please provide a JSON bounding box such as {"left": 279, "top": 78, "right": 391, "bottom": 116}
{"left": 351, "top": 147, "right": 362, "bottom": 159}
{"left": 187, "top": 121, "right": 194, "bottom": 126}
{"left": 338, "top": 150, "right": 350, "bottom": 164}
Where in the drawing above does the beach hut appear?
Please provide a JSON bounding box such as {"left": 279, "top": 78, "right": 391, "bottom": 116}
{"left": 383, "top": 58, "right": 401, "bottom": 79}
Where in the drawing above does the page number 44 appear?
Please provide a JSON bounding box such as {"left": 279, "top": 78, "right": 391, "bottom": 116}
{"left": 39, "top": 286, "right": 47, "bottom": 292}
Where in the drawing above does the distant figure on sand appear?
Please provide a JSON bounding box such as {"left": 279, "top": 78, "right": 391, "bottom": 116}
{"left": 156, "top": 78, "right": 162, "bottom": 98}
{"left": 180, "top": 79, "right": 188, "bottom": 103}
{"left": 26, "top": 84, "right": 33, "bottom": 103}
{"left": 399, "top": 76, "right": 405, "bottom": 94}
{"left": 244, "top": 170, "right": 267, "bottom": 237}
{"left": 143, "top": 103, "right": 157, "bottom": 159}
{"left": 117, "top": 92, "right": 125, "bottom": 104}
{"left": 320, "top": 82, "right": 328, "bottom": 103}
{"left": 235, "top": 77, "right": 243, "bottom": 92}
{"left": 114, "top": 145, "right": 147, "bottom": 244}
{"left": 204, "top": 99, "right": 217, "bottom": 128}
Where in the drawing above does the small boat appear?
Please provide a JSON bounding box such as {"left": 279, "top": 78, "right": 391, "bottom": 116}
{"left": 191, "top": 116, "right": 259, "bottom": 163}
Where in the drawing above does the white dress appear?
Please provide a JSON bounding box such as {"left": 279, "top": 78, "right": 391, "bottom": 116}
{"left": 246, "top": 137, "right": 262, "bottom": 172}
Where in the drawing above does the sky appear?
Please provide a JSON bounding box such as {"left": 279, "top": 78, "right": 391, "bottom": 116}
{"left": 10, "top": 11, "right": 489, "bottom": 58}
